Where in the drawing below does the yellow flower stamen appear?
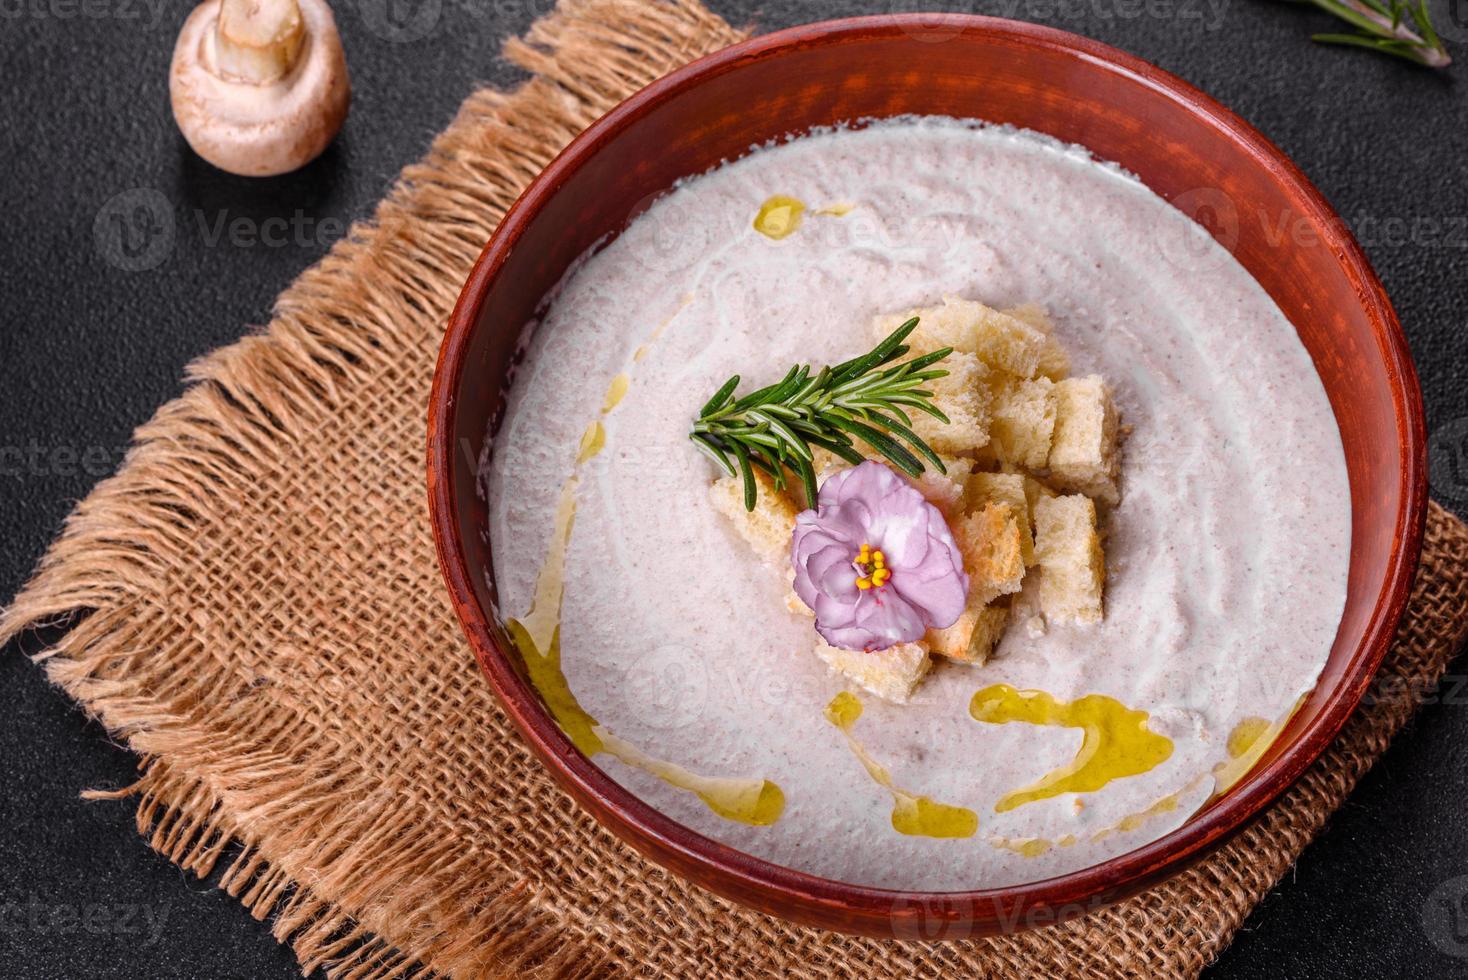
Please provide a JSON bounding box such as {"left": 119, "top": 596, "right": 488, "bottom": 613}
{"left": 853, "top": 542, "right": 890, "bottom": 591}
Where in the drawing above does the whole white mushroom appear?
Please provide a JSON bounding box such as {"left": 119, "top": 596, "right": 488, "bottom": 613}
{"left": 170, "top": 0, "right": 351, "bottom": 177}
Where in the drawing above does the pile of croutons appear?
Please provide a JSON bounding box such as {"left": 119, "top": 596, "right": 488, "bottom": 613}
{"left": 711, "top": 297, "right": 1120, "bottom": 702}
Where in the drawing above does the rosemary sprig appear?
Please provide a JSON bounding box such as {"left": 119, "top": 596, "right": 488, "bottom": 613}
{"left": 1295, "top": 0, "right": 1452, "bottom": 68}
{"left": 690, "top": 318, "right": 953, "bottom": 511}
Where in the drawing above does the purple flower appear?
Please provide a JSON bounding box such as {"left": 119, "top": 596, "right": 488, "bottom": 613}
{"left": 790, "top": 460, "right": 970, "bottom": 652}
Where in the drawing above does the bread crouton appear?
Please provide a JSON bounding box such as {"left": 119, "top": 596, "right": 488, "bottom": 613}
{"left": 813, "top": 639, "right": 931, "bottom": 703}
{"left": 1022, "top": 473, "right": 1053, "bottom": 511}
{"left": 966, "top": 471, "right": 1035, "bottom": 565}
{"left": 911, "top": 350, "right": 991, "bottom": 454}
{"left": 988, "top": 376, "right": 1057, "bottom": 469}
{"left": 927, "top": 601, "right": 1009, "bottom": 665}
{"left": 1033, "top": 494, "right": 1105, "bottom": 625}
{"left": 1046, "top": 375, "right": 1120, "bottom": 506}
{"left": 1003, "top": 303, "right": 1070, "bottom": 381}
{"left": 1007, "top": 571, "right": 1049, "bottom": 637}
{"left": 967, "top": 440, "right": 998, "bottom": 469}
{"left": 709, "top": 470, "right": 798, "bottom": 569}
{"left": 1036, "top": 340, "right": 1070, "bottom": 382}
{"left": 875, "top": 297, "right": 1049, "bottom": 378}
{"left": 952, "top": 502, "right": 1026, "bottom": 604}
{"left": 871, "top": 301, "right": 968, "bottom": 357}
{"left": 958, "top": 300, "right": 1050, "bottom": 377}
{"left": 907, "top": 454, "right": 975, "bottom": 519}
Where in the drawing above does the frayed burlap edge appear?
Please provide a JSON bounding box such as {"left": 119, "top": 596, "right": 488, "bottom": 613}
{"left": 1, "top": 2, "right": 747, "bottom": 977}
{"left": 2, "top": 1, "right": 1465, "bottom": 977}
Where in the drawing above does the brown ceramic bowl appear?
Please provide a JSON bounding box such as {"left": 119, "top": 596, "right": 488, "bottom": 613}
{"left": 428, "top": 16, "right": 1426, "bottom": 937}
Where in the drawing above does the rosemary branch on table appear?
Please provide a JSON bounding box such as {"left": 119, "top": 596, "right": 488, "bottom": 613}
{"left": 689, "top": 318, "right": 953, "bottom": 511}
{"left": 1296, "top": 0, "right": 1452, "bottom": 68}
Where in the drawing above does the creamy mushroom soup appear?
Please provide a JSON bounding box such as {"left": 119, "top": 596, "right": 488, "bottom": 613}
{"left": 484, "top": 118, "right": 1350, "bottom": 889}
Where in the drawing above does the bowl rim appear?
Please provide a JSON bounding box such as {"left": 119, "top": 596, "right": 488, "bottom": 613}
{"left": 428, "top": 14, "right": 1428, "bottom": 933}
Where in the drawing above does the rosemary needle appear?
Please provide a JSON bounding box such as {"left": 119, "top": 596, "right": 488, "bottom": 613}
{"left": 690, "top": 318, "right": 953, "bottom": 510}
{"left": 1295, "top": 0, "right": 1452, "bottom": 69}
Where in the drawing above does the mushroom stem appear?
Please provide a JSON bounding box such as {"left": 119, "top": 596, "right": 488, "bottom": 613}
{"left": 215, "top": 0, "right": 306, "bottom": 85}
{"left": 170, "top": 0, "right": 350, "bottom": 176}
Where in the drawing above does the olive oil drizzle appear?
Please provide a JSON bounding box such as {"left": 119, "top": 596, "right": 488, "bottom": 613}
{"left": 576, "top": 423, "right": 605, "bottom": 464}
{"left": 1211, "top": 694, "right": 1307, "bottom": 795}
{"left": 633, "top": 294, "right": 692, "bottom": 363}
{"left": 824, "top": 692, "right": 979, "bottom": 839}
{"left": 753, "top": 195, "right": 805, "bottom": 240}
{"left": 976, "top": 686, "right": 1303, "bottom": 857}
{"left": 508, "top": 373, "right": 785, "bottom": 827}
{"left": 601, "top": 373, "right": 629, "bottom": 411}
{"left": 985, "top": 775, "right": 1204, "bottom": 858}
{"left": 969, "top": 684, "right": 1174, "bottom": 813}
{"left": 753, "top": 196, "right": 855, "bottom": 240}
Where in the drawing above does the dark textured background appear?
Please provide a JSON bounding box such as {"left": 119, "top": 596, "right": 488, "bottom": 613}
{"left": 2, "top": 0, "right": 1467, "bottom": 976}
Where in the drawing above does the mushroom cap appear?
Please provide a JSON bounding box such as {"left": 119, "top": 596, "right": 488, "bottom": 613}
{"left": 170, "top": 0, "right": 351, "bottom": 178}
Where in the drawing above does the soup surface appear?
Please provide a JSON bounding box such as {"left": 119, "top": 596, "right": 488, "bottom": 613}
{"left": 485, "top": 118, "right": 1350, "bottom": 888}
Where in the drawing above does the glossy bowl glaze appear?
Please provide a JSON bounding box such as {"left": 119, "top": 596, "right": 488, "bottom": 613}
{"left": 428, "top": 16, "right": 1426, "bottom": 937}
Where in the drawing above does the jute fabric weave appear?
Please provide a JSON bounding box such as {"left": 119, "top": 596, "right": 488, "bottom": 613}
{"left": 4, "top": 1, "right": 1465, "bottom": 976}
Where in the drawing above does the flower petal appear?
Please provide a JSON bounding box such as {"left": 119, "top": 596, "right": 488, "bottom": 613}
{"left": 818, "top": 458, "right": 905, "bottom": 508}
{"left": 867, "top": 507, "right": 929, "bottom": 569}
{"left": 894, "top": 559, "right": 968, "bottom": 627}
{"left": 790, "top": 460, "right": 971, "bottom": 651}
{"left": 810, "top": 545, "right": 858, "bottom": 599}
{"left": 795, "top": 505, "right": 862, "bottom": 549}
{"left": 829, "top": 588, "right": 926, "bottom": 649}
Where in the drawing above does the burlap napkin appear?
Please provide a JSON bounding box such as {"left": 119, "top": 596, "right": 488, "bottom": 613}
{"left": 4, "top": 1, "right": 1465, "bottom": 976}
